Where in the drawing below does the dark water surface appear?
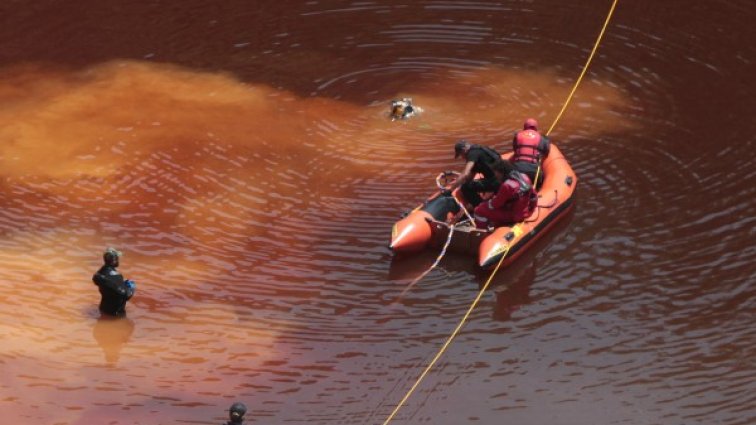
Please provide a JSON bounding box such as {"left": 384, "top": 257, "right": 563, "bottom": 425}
{"left": 0, "top": 1, "right": 754, "bottom": 424}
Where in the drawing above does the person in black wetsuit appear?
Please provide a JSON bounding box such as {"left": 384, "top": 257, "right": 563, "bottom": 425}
{"left": 444, "top": 139, "right": 504, "bottom": 207}
{"left": 92, "top": 247, "right": 135, "bottom": 316}
{"left": 223, "top": 402, "right": 247, "bottom": 425}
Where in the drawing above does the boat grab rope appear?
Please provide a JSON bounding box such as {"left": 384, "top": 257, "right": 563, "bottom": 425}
{"left": 397, "top": 176, "right": 475, "bottom": 299}
{"left": 525, "top": 190, "right": 560, "bottom": 223}
{"left": 381, "top": 1, "right": 618, "bottom": 423}
{"left": 437, "top": 171, "right": 476, "bottom": 224}
{"left": 454, "top": 195, "right": 475, "bottom": 225}
{"left": 394, "top": 220, "right": 468, "bottom": 301}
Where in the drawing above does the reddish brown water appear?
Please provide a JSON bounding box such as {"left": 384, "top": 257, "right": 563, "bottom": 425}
{"left": 0, "top": 1, "right": 754, "bottom": 424}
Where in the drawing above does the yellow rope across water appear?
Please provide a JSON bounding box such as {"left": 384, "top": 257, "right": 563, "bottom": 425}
{"left": 380, "top": 1, "right": 619, "bottom": 424}
{"left": 546, "top": 0, "right": 619, "bottom": 137}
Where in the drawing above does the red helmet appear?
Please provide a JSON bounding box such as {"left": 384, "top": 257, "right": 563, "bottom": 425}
{"left": 523, "top": 118, "right": 538, "bottom": 130}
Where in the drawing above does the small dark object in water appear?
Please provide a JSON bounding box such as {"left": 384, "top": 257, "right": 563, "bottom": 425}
{"left": 225, "top": 402, "right": 247, "bottom": 425}
{"left": 390, "top": 98, "right": 421, "bottom": 121}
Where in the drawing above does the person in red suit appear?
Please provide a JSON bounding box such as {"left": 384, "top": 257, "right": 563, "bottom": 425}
{"left": 473, "top": 161, "right": 537, "bottom": 229}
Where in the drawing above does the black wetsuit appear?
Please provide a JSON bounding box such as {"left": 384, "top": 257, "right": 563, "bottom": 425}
{"left": 92, "top": 265, "right": 133, "bottom": 316}
{"left": 461, "top": 145, "right": 505, "bottom": 206}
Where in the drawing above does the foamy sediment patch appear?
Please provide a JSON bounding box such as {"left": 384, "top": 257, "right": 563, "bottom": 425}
{"left": 0, "top": 60, "right": 347, "bottom": 180}
{"left": 0, "top": 59, "right": 633, "bottom": 265}
{"left": 0, "top": 58, "right": 634, "bottom": 293}
{"left": 0, "top": 60, "right": 631, "bottom": 179}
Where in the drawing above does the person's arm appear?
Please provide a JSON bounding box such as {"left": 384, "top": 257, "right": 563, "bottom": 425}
{"left": 92, "top": 269, "right": 108, "bottom": 287}
{"left": 490, "top": 180, "right": 518, "bottom": 209}
{"left": 93, "top": 270, "right": 127, "bottom": 295}
{"left": 447, "top": 161, "right": 475, "bottom": 191}
{"left": 540, "top": 135, "right": 551, "bottom": 157}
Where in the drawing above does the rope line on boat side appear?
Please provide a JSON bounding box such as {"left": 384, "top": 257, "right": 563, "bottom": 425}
{"left": 380, "top": 1, "right": 619, "bottom": 423}
{"left": 397, "top": 180, "right": 474, "bottom": 299}
{"left": 456, "top": 198, "right": 475, "bottom": 224}
{"left": 397, "top": 201, "right": 470, "bottom": 299}
{"left": 395, "top": 220, "right": 465, "bottom": 301}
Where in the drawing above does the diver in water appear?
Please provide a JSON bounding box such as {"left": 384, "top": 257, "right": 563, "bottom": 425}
{"left": 223, "top": 402, "right": 248, "bottom": 425}
{"left": 92, "top": 247, "right": 135, "bottom": 317}
{"left": 390, "top": 98, "right": 421, "bottom": 121}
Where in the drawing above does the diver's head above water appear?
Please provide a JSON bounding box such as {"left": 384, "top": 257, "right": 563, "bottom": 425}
{"left": 390, "top": 97, "right": 420, "bottom": 121}
{"left": 103, "top": 247, "right": 121, "bottom": 267}
{"left": 227, "top": 402, "right": 247, "bottom": 424}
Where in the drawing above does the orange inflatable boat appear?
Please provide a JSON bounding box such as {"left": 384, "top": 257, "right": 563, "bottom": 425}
{"left": 389, "top": 144, "right": 577, "bottom": 269}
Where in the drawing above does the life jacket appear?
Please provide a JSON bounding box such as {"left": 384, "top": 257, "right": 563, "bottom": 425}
{"left": 513, "top": 129, "right": 548, "bottom": 164}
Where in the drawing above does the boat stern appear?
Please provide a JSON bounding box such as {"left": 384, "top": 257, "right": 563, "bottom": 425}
{"left": 389, "top": 211, "right": 433, "bottom": 254}
{"left": 478, "top": 225, "right": 524, "bottom": 269}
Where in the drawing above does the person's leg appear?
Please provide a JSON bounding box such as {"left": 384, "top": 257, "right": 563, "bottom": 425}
{"left": 488, "top": 208, "right": 517, "bottom": 227}
{"left": 473, "top": 202, "right": 495, "bottom": 229}
{"left": 475, "top": 204, "right": 519, "bottom": 229}
{"left": 514, "top": 162, "right": 543, "bottom": 188}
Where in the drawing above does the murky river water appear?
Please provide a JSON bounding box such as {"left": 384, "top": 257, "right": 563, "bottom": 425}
{"left": 0, "top": 1, "right": 754, "bottom": 424}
